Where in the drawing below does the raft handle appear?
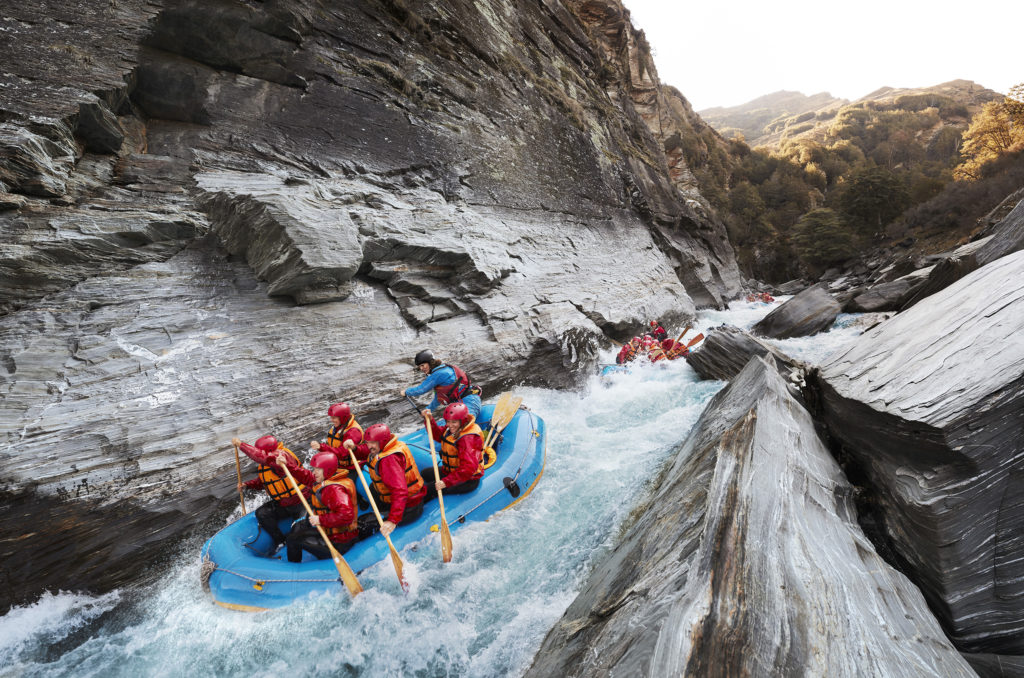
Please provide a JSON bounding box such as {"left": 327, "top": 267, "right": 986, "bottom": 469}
{"left": 503, "top": 476, "right": 520, "bottom": 498}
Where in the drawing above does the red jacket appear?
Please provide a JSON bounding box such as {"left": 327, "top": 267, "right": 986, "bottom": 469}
{"left": 289, "top": 466, "right": 358, "bottom": 543}
{"left": 426, "top": 419, "right": 483, "bottom": 487}
{"left": 375, "top": 452, "right": 426, "bottom": 524}
{"left": 240, "top": 442, "right": 308, "bottom": 507}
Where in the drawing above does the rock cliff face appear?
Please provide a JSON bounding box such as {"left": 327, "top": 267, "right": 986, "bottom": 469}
{"left": 0, "top": 0, "right": 740, "bottom": 609}
{"left": 526, "top": 357, "right": 975, "bottom": 677}
{"left": 813, "top": 249, "right": 1024, "bottom": 654}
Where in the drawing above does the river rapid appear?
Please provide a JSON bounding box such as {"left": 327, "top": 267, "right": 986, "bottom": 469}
{"left": 0, "top": 301, "right": 871, "bottom": 677}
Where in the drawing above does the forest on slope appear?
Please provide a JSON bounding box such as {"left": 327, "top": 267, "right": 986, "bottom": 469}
{"left": 688, "top": 80, "right": 1024, "bottom": 282}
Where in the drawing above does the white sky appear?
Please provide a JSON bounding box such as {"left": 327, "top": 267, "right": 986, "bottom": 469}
{"left": 623, "top": 0, "right": 1022, "bottom": 111}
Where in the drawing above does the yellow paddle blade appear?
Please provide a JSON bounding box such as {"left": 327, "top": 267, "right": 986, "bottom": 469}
{"left": 441, "top": 526, "right": 453, "bottom": 563}
{"left": 489, "top": 393, "right": 522, "bottom": 432}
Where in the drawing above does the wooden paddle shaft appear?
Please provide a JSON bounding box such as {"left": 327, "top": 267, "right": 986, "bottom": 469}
{"left": 232, "top": 442, "right": 247, "bottom": 515}
{"left": 346, "top": 448, "right": 407, "bottom": 589}
{"left": 280, "top": 463, "right": 362, "bottom": 596}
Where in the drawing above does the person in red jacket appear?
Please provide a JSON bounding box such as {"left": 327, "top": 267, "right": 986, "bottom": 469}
{"left": 309, "top": 402, "right": 366, "bottom": 472}
{"left": 421, "top": 402, "right": 485, "bottom": 501}
{"left": 277, "top": 451, "right": 359, "bottom": 562}
{"left": 648, "top": 320, "right": 668, "bottom": 342}
{"left": 233, "top": 434, "right": 309, "bottom": 549}
{"left": 361, "top": 423, "right": 426, "bottom": 537}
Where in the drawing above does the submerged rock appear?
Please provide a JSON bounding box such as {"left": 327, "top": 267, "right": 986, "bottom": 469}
{"left": 751, "top": 282, "right": 840, "bottom": 339}
{"left": 813, "top": 249, "right": 1024, "bottom": 653}
{"left": 526, "top": 357, "right": 974, "bottom": 677}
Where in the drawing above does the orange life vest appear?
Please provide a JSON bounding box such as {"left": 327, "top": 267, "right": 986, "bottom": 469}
{"left": 311, "top": 471, "right": 359, "bottom": 542}
{"left": 439, "top": 416, "right": 485, "bottom": 480}
{"left": 327, "top": 416, "right": 363, "bottom": 457}
{"left": 367, "top": 437, "right": 425, "bottom": 504}
{"left": 257, "top": 445, "right": 304, "bottom": 502}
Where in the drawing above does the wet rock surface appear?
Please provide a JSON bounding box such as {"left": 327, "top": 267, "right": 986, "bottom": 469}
{"left": 526, "top": 357, "right": 975, "bottom": 677}
{"left": 813, "top": 249, "right": 1024, "bottom": 654}
{"left": 751, "top": 282, "right": 840, "bottom": 339}
{"left": 0, "top": 0, "right": 740, "bottom": 608}
{"left": 686, "top": 324, "right": 805, "bottom": 383}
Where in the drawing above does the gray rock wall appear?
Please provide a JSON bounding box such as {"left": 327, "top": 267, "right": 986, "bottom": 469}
{"left": 814, "top": 249, "right": 1024, "bottom": 654}
{"left": 0, "top": 0, "right": 740, "bottom": 608}
{"left": 525, "top": 357, "right": 975, "bottom": 677}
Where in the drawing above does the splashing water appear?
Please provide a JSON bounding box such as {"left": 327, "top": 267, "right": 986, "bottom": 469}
{"left": 0, "top": 302, "right": 867, "bottom": 677}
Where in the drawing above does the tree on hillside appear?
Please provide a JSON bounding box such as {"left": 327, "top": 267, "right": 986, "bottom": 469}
{"left": 954, "top": 84, "right": 1024, "bottom": 180}
{"left": 838, "top": 166, "right": 909, "bottom": 236}
{"left": 790, "top": 208, "right": 857, "bottom": 271}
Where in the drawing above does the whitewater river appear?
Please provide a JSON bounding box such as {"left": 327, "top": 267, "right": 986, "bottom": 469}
{"left": 0, "top": 300, "right": 872, "bottom": 677}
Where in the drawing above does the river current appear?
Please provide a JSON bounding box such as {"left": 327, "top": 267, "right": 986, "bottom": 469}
{"left": 0, "top": 300, "right": 871, "bottom": 677}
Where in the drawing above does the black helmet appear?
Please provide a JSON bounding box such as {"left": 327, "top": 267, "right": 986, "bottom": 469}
{"left": 414, "top": 349, "right": 433, "bottom": 366}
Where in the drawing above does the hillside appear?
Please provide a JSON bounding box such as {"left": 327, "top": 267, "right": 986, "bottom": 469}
{"left": 702, "top": 80, "right": 1000, "bottom": 149}
{"left": 699, "top": 90, "right": 846, "bottom": 146}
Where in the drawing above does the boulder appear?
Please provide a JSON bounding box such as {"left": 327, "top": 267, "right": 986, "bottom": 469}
{"left": 686, "top": 324, "right": 805, "bottom": 383}
{"left": 844, "top": 273, "right": 923, "bottom": 312}
{"left": 813, "top": 249, "right": 1024, "bottom": 653}
{"left": 751, "top": 282, "right": 839, "bottom": 339}
{"left": 900, "top": 200, "right": 1024, "bottom": 310}
{"left": 526, "top": 357, "right": 975, "bottom": 677}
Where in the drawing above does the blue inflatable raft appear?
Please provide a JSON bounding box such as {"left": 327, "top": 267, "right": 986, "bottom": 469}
{"left": 200, "top": 404, "right": 546, "bottom": 611}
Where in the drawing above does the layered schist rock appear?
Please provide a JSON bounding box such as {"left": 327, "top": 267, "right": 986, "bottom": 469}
{"left": 751, "top": 282, "right": 840, "bottom": 338}
{"left": 901, "top": 200, "right": 1024, "bottom": 309}
{"left": 686, "top": 324, "right": 805, "bottom": 383}
{"left": 0, "top": 0, "right": 740, "bottom": 608}
{"left": 813, "top": 249, "right": 1024, "bottom": 654}
{"left": 526, "top": 357, "right": 975, "bottom": 677}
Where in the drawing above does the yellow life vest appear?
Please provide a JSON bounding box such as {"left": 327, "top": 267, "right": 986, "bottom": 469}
{"left": 367, "top": 437, "right": 425, "bottom": 504}
{"left": 311, "top": 471, "right": 358, "bottom": 541}
{"left": 439, "top": 416, "right": 485, "bottom": 480}
{"left": 257, "top": 445, "right": 304, "bottom": 502}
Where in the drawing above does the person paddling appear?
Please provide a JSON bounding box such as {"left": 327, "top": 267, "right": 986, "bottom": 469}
{"left": 648, "top": 320, "right": 668, "bottom": 342}
{"left": 405, "top": 350, "right": 482, "bottom": 419}
{"left": 233, "top": 435, "right": 309, "bottom": 551}
{"left": 310, "top": 402, "right": 366, "bottom": 472}
{"left": 277, "top": 451, "right": 359, "bottom": 562}
{"left": 421, "top": 402, "right": 485, "bottom": 501}
{"left": 360, "top": 423, "right": 426, "bottom": 537}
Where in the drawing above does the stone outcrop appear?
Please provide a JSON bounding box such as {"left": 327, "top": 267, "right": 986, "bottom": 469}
{"left": 812, "top": 249, "right": 1024, "bottom": 654}
{"left": 0, "top": 0, "right": 740, "bottom": 609}
{"left": 525, "top": 357, "right": 975, "bottom": 677}
{"left": 686, "top": 324, "right": 805, "bottom": 383}
{"left": 751, "top": 282, "right": 839, "bottom": 338}
{"left": 901, "top": 200, "right": 1024, "bottom": 309}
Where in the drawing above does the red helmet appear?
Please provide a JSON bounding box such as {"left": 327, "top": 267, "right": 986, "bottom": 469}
{"left": 650, "top": 320, "right": 657, "bottom": 327}
{"left": 363, "top": 423, "right": 392, "bottom": 446}
{"left": 310, "top": 452, "right": 339, "bottom": 478}
{"left": 444, "top": 402, "right": 470, "bottom": 423}
{"left": 254, "top": 435, "right": 278, "bottom": 452}
{"left": 327, "top": 403, "right": 351, "bottom": 421}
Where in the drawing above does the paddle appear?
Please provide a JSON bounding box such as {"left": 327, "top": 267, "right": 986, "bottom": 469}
{"left": 279, "top": 463, "right": 362, "bottom": 597}
{"left": 482, "top": 392, "right": 523, "bottom": 450}
{"left": 424, "top": 415, "right": 454, "bottom": 563}
{"left": 685, "top": 332, "right": 705, "bottom": 349}
{"left": 346, "top": 447, "right": 408, "bottom": 591}
{"left": 232, "top": 441, "right": 247, "bottom": 515}
{"left": 675, "top": 325, "right": 692, "bottom": 342}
